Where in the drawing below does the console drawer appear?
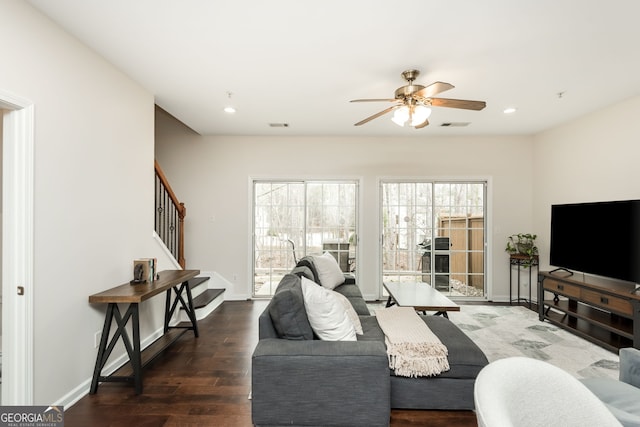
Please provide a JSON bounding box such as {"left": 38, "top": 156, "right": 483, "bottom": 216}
{"left": 543, "top": 279, "right": 581, "bottom": 298}
{"left": 581, "top": 289, "right": 633, "bottom": 316}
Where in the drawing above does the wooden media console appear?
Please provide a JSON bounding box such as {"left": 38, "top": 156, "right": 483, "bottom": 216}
{"left": 538, "top": 271, "right": 640, "bottom": 353}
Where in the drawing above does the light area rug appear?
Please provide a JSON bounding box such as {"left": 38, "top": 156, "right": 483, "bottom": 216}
{"left": 369, "top": 304, "right": 619, "bottom": 380}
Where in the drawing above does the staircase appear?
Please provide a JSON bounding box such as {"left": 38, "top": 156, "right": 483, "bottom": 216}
{"left": 179, "top": 276, "right": 225, "bottom": 321}
{"left": 155, "top": 160, "right": 225, "bottom": 318}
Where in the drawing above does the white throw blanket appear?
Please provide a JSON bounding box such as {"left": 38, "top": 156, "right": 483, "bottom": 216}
{"left": 375, "top": 306, "right": 450, "bottom": 378}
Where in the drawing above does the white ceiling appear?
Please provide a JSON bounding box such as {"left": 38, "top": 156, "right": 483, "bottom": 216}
{"left": 28, "top": 0, "right": 640, "bottom": 137}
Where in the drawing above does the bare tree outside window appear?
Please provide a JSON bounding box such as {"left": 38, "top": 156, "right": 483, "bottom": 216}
{"left": 381, "top": 181, "right": 486, "bottom": 297}
{"left": 253, "top": 181, "right": 358, "bottom": 297}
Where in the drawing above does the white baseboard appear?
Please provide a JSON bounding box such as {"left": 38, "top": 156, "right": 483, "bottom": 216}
{"left": 57, "top": 326, "right": 165, "bottom": 409}
{"left": 61, "top": 287, "right": 226, "bottom": 409}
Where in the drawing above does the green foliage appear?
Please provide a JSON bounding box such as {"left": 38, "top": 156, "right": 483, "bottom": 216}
{"left": 505, "top": 233, "right": 538, "bottom": 267}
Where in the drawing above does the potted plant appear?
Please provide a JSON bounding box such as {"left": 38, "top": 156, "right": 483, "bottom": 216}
{"left": 505, "top": 233, "right": 538, "bottom": 267}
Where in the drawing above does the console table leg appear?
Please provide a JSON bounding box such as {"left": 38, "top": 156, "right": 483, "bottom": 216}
{"left": 184, "top": 281, "right": 199, "bottom": 338}
{"left": 90, "top": 303, "right": 115, "bottom": 394}
{"left": 165, "top": 281, "right": 199, "bottom": 337}
{"left": 164, "top": 289, "right": 171, "bottom": 334}
{"left": 131, "top": 303, "right": 143, "bottom": 395}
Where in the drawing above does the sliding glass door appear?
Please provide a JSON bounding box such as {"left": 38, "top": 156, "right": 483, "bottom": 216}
{"left": 253, "top": 180, "right": 358, "bottom": 297}
{"left": 381, "top": 181, "right": 486, "bottom": 297}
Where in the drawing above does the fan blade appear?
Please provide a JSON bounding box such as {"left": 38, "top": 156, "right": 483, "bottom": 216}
{"left": 413, "top": 81, "right": 454, "bottom": 98}
{"left": 350, "top": 98, "right": 397, "bottom": 103}
{"left": 414, "top": 119, "right": 430, "bottom": 129}
{"left": 430, "top": 98, "right": 486, "bottom": 111}
{"left": 354, "top": 105, "right": 397, "bottom": 126}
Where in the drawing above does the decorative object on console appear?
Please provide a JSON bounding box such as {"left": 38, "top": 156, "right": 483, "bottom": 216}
{"left": 130, "top": 263, "right": 145, "bottom": 284}
{"left": 132, "top": 258, "right": 156, "bottom": 284}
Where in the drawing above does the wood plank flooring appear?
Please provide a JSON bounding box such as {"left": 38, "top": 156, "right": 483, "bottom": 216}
{"left": 66, "top": 300, "right": 477, "bottom": 426}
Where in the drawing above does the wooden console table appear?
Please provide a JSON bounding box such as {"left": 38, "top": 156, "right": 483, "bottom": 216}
{"left": 538, "top": 271, "right": 640, "bottom": 352}
{"left": 89, "top": 269, "right": 200, "bottom": 394}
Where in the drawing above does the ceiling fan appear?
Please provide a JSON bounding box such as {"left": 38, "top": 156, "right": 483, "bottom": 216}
{"left": 351, "top": 69, "right": 486, "bottom": 129}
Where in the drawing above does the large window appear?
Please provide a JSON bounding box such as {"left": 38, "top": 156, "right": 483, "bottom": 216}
{"left": 253, "top": 180, "right": 358, "bottom": 297}
{"left": 381, "top": 181, "right": 486, "bottom": 297}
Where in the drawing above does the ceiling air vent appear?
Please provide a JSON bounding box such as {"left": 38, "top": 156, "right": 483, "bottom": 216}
{"left": 440, "top": 122, "right": 471, "bottom": 127}
{"left": 269, "top": 123, "right": 289, "bottom": 128}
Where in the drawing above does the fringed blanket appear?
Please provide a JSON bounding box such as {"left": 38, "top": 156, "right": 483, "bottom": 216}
{"left": 375, "top": 306, "right": 450, "bottom": 378}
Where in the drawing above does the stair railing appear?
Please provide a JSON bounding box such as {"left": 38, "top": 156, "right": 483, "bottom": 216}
{"left": 154, "top": 160, "right": 186, "bottom": 268}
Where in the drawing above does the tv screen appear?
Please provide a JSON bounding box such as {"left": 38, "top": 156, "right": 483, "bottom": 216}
{"left": 550, "top": 200, "right": 640, "bottom": 284}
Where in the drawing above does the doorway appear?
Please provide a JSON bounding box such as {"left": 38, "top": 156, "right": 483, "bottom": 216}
{"left": 1, "top": 91, "right": 35, "bottom": 405}
{"left": 252, "top": 180, "right": 359, "bottom": 297}
{"left": 380, "top": 180, "right": 487, "bottom": 298}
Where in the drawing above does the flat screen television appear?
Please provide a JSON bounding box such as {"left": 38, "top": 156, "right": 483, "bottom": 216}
{"left": 550, "top": 199, "right": 640, "bottom": 284}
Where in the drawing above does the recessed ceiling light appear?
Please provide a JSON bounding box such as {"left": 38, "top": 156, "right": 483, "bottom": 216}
{"left": 223, "top": 106, "right": 236, "bottom": 114}
{"left": 440, "top": 122, "right": 470, "bottom": 127}
{"left": 503, "top": 107, "right": 517, "bottom": 114}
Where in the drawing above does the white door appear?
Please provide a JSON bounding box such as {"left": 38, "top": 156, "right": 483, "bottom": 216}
{"left": 380, "top": 180, "right": 487, "bottom": 298}
{"left": 1, "top": 91, "right": 35, "bottom": 405}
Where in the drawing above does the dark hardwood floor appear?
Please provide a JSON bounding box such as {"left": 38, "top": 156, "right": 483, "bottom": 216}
{"left": 66, "top": 300, "right": 477, "bottom": 426}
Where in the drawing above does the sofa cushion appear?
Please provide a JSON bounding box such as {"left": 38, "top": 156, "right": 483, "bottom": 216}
{"left": 268, "top": 274, "right": 314, "bottom": 340}
{"left": 357, "top": 316, "right": 386, "bottom": 342}
{"left": 334, "top": 291, "right": 363, "bottom": 335}
{"left": 361, "top": 313, "right": 488, "bottom": 379}
{"left": 291, "top": 265, "right": 315, "bottom": 281}
{"left": 312, "top": 252, "right": 346, "bottom": 290}
{"left": 301, "top": 277, "right": 356, "bottom": 341}
{"left": 416, "top": 315, "right": 488, "bottom": 378}
{"left": 334, "top": 283, "right": 370, "bottom": 316}
{"left": 296, "top": 256, "right": 320, "bottom": 283}
{"left": 581, "top": 378, "right": 640, "bottom": 426}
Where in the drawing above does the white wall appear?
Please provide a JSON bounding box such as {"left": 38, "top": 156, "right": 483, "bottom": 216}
{"left": 0, "top": 2, "right": 174, "bottom": 405}
{"left": 155, "top": 108, "right": 535, "bottom": 301}
{"left": 533, "top": 95, "right": 640, "bottom": 271}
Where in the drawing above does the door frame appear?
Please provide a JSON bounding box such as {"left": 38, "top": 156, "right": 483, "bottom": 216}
{"left": 1, "top": 89, "right": 35, "bottom": 405}
{"left": 378, "top": 178, "right": 490, "bottom": 299}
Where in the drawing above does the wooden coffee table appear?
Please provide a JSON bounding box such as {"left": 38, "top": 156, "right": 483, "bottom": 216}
{"left": 383, "top": 281, "right": 460, "bottom": 318}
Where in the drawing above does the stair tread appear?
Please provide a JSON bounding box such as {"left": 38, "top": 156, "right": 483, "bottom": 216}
{"left": 187, "top": 276, "right": 210, "bottom": 289}
{"left": 185, "top": 288, "right": 225, "bottom": 309}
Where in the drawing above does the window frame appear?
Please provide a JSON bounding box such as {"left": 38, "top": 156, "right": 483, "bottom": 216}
{"left": 251, "top": 178, "right": 360, "bottom": 298}
{"left": 379, "top": 179, "right": 488, "bottom": 299}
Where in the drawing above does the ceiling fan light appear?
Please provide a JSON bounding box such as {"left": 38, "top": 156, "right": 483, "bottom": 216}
{"left": 392, "top": 106, "right": 410, "bottom": 126}
{"left": 410, "top": 105, "right": 431, "bottom": 126}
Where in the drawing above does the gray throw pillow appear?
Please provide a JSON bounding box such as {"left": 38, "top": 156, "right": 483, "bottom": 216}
{"left": 268, "top": 274, "right": 314, "bottom": 340}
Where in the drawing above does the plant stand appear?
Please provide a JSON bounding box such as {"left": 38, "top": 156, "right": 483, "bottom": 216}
{"left": 509, "top": 254, "right": 539, "bottom": 308}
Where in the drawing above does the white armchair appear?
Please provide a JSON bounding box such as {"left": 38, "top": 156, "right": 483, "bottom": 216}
{"left": 474, "top": 356, "right": 621, "bottom": 427}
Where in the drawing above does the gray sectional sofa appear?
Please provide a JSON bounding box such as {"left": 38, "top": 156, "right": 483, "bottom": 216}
{"left": 251, "top": 257, "right": 488, "bottom": 427}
